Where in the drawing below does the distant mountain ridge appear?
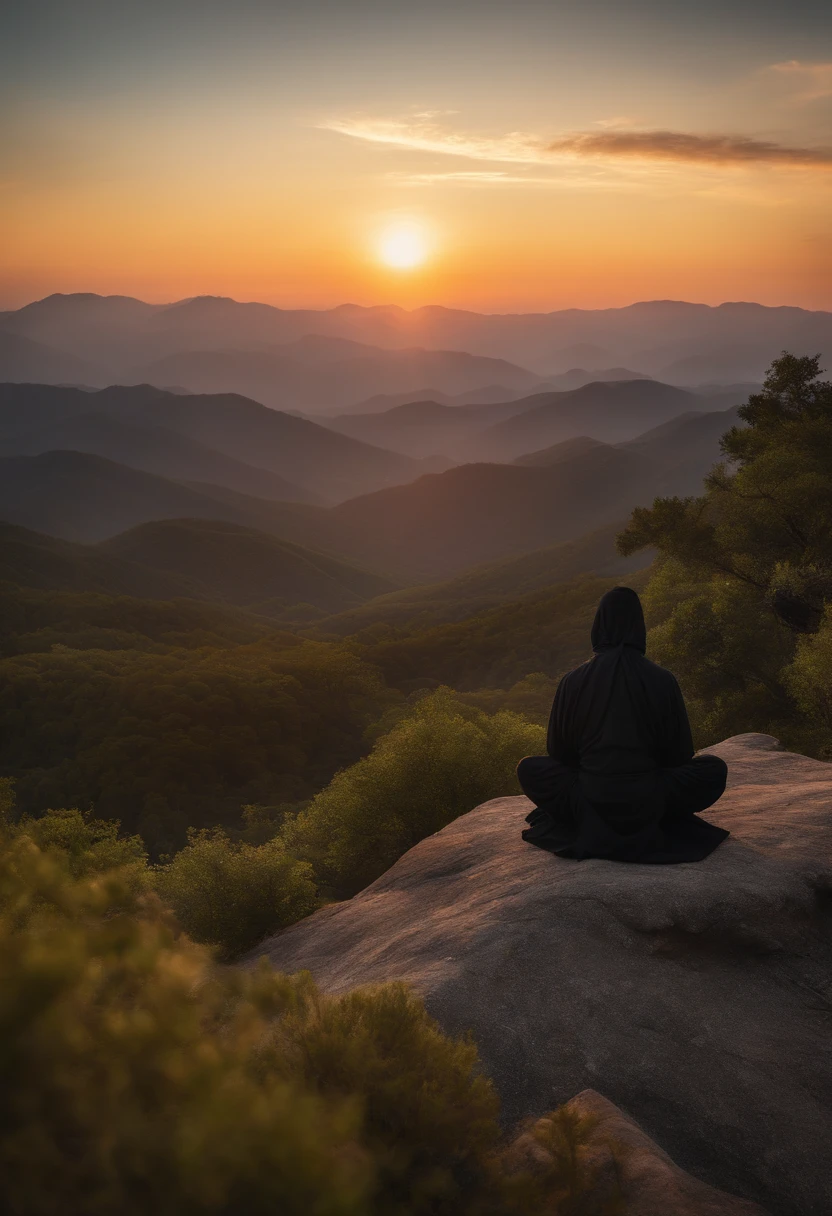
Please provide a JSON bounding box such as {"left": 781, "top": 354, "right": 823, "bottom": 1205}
{"left": 0, "top": 329, "right": 98, "bottom": 386}
{"left": 320, "top": 395, "right": 534, "bottom": 458}
{"left": 2, "top": 292, "right": 829, "bottom": 390}
{"left": 129, "top": 342, "right": 540, "bottom": 412}
{"left": 0, "top": 384, "right": 746, "bottom": 581}
{"left": 0, "top": 383, "right": 425, "bottom": 504}
{"left": 319, "top": 378, "right": 737, "bottom": 461}
{"left": 471, "top": 379, "right": 703, "bottom": 459}
{"left": 338, "top": 384, "right": 533, "bottom": 414}
{"left": 0, "top": 409, "right": 317, "bottom": 504}
{"left": 0, "top": 450, "right": 312, "bottom": 544}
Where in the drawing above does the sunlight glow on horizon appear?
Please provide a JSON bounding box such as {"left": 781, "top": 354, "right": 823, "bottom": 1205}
{"left": 378, "top": 223, "right": 431, "bottom": 271}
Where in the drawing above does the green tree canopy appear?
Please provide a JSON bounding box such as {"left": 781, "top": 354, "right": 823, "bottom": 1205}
{"left": 617, "top": 353, "right": 832, "bottom": 748}
{"left": 619, "top": 353, "right": 832, "bottom": 633}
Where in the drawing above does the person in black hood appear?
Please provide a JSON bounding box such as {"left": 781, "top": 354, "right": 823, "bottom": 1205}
{"left": 517, "top": 586, "right": 729, "bottom": 863}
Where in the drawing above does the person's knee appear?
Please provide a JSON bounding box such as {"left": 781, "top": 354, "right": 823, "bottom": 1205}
{"left": 516, "top": 755, "right": 548, "bottom": 786}
{"left": 516, "top": 755, "right": 534, "bottom": 782}
{"left": 699, "top": 753, "right": 728, "bottom": 791}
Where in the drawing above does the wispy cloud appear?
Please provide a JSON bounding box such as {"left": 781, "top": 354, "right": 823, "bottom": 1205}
{"left": 593, "top": 116, "right": 637, "bottom": 130}
{"left": 397, "top": 169, "right": 641, "bottom": 191}
{"left": 402, "top": 171, "right": 539, "bottom": 184}
{"left": 768, "top": 60, "right": 832, "bottom": 102}
{"left": 548, "top": 130, "right": 832, "bottom": 166}
{"left": 321, "top": 117, "right": 547, "bottom": 164}
{"left": 323, "top": 116, "right": 832, "bottom": 173}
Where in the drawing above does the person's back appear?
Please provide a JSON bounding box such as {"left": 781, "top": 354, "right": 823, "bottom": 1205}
{"left": 517, "top": 586, "right": 729, "bottom": 864}
{"left": 569, "top": 660, "right": 661, "bottom": 775}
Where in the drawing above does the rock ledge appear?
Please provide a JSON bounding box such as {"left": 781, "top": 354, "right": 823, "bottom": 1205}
{"left": 251, "top": 735, "right": 832, "bottom": 1216}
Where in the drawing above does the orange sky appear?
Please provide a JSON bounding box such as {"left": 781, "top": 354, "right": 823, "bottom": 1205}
{"left": 2, "top": 1, "right": 831, "bottom": 311}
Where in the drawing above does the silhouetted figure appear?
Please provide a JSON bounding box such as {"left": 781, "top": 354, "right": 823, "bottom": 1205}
{"left": 518, "top": 586, "right": 728, "bottom": 863}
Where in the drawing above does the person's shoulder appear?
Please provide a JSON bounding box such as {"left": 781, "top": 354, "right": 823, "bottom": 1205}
{"left": 560, "top": 657, "right": 595, "bottom": 685}
{"left": 641, "top": 656, "right": 681, "bottom": 688}
{"left": 554, "top": 660, "right": 592, "bottom": 698}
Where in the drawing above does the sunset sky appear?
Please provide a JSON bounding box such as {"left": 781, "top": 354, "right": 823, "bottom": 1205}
{"left": 3, "top": 0, "right": 832, "bottom": 311}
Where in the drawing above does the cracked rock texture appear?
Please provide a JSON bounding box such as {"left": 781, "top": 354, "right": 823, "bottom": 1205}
{"left": 250, "top": 735, "right": 832, "bottom": 1215}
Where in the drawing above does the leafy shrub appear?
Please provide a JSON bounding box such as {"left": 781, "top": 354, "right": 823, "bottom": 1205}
{"left": 237, "top": 800, "right": 304, "bottom": 844}
{"left": 2, "top": 789, "right": 315, "bottom": 959}
{"left": 285, "top": 689, "right": 545, "bottom": 896}
{"left": 0, "top": 833, "right": 369, "bottom": 1216}
{"left": 255, "top": 977, "right": 501, "bottom": 1216}
{"left": 15, "top": 805, "right": 148, "bottom": 881}
{"left": 0, "top": 830, "right": 507, "bottom": 1216}
{"left": 0, "top": 790, "right": 622, "bottom": 1216}
{"left": 154, "top": 828, "right": 318, "bottom": 958}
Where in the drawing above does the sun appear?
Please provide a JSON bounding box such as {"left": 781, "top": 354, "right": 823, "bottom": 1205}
{"left": 378, "top": 223, "right": 429, "bottom": 270}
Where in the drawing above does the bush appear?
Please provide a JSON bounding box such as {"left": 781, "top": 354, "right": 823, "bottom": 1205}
{"left": 15, "top": 805, "right": 148, "bottom": 881}
{"left": 154, "top": 828, "right": 318, "bottom": 958}
{"left": 1, "top": 788, "right": 315, "bottom": 959}
{"left": 255, "top": 977, "right": 501, "bottom": 1216}
{"left": 0, "top": 833, "right": 368, "bottom": 1216}
{"left": 0, "top": 788, "right": 621, "bottom": 1215}
{"left": 285, "top": 689, "right": 545, "bottom": 897}
{"left": 0, "top": 830, "right": 507, "bottom": 1216}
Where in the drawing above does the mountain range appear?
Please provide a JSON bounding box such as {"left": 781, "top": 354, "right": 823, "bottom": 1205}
{"left": 129, "top": 339, "right": 540, "bottom": 411}
{"left": 0, "top": 383, "right": 431, "bottom": 504}
{"left": 1, "top": 293, "right": 830, "bottom": 409}
{"left": 320, "top": 379, "right": 737, "bottom": 460}
{"left": 318, "top": 395, "right": 536, "bottom": 458}
{"left": 0, "top": 379, "right": 742, "bottom": 579}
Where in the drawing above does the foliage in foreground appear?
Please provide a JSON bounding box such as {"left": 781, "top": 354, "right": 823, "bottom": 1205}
{"left": 0, "top": 826, "right": 619, "bottom": 1216}
{"left": 285, "top": 688, "right": 545, "bottom": 897}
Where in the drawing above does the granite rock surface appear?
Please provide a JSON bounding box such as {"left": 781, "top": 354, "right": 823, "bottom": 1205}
{"left": 250, "top": 735, "right": 832, "bottom": 1215}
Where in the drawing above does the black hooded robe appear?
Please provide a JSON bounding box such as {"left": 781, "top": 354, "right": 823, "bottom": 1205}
{"left": 518, "top": 587, "right": 729, "bottom": 864}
